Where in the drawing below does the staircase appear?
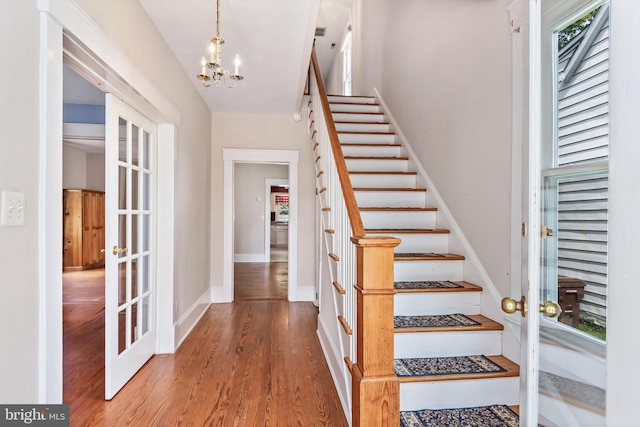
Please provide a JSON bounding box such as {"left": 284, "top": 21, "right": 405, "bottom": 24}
{"left": 326, "top": 95, "right": 520, "bottom": 425}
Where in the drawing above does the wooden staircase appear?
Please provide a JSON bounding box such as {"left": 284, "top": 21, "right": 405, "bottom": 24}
{"left": 326, "top": 94, "right": 520, "bottom": 423}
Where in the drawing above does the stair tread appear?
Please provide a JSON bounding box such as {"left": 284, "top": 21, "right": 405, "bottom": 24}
{"left": 400, "top": 405, "right": 519, "bottom": 426}
{"left": 345, "top": 156, "right": 408, "bottom": 160}
{"left": 367, "top": 228, "right": 448, "bottom": 234}
{"left": 338, "top": 131, "right": 394, "bottom": 135}
{"left": 394, "top": 280, "right": 481, "bottom": 293}
{"left": 394, "top": 314, "right": 503, "bottom": 333}
{"left": 396, "top": 355, "right": 519, "bottom": 383}
{"left": 361, "top": 207, "right": 435, "bottom": 211}
{"left": 331, "top": 111, "right": 384, "bottom": 116}
{"left": 334, "top": 121, "right": 390, "bottom": 125}
{"left": 395, "top": 253, "right": 465, "bottom": 261}
{"left": 351, "top": 171, "right": 418, "bottom": 175}
{"left": 354, "top": 187, "right": 426, "bottom": 192}
{"left": 341, "top": 143, "right": 401, "bottom": 147}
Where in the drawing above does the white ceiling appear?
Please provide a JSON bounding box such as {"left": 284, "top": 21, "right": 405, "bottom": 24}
{"left": 62, "top": 0, "right": 352, "bottom": 115}
{"left": 138, "top": 0, "right": 352, "bottom": 115}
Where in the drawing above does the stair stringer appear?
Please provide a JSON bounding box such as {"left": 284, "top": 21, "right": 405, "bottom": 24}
{"left": 372, "top": 88, "right": 520, "bottom": 363}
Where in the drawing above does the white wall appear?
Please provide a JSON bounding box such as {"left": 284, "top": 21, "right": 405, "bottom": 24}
{"left": 234, "top": 163, "right": 288, "bottom": 259}
{"left": 0, "top": 0, "right": 211, "bottom": 402}
{"left": 210, "top": 113, "right": 316, "bottom": 292}
{"left": 63, "top": 147, "right": 105, "bottom": 192}
{"left": 86, "top": 153, "right": 105, "bottom": 191}
{"left": 63, "top": 146, "right": 87, "bottom": 189}
{"left": 0, "top": 0, "right": 42, "bottom": 403}
{"left": 350, "top": 0, "right": 514, "bottom": 298}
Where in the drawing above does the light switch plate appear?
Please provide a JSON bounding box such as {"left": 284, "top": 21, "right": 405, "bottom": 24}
{"left": 1, "top": 191, "right": 26, "bottom": 227}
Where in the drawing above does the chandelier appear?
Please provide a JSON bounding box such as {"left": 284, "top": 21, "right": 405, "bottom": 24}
{"left": 196, "top": 0, "right": 244, "bottom": 88}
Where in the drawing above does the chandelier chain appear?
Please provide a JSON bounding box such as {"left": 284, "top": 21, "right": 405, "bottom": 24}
{"left": 216, "top": 0, "right": 221, "bottom": 38}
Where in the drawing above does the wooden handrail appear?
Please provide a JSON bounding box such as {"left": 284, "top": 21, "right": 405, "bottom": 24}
{"left": 310, "top": 46, "right": 366, "bottom": 238}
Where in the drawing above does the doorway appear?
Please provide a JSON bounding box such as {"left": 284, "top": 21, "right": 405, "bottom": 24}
{"left": 233, "top": 164, "right": 290, "bottom": 300}
{"left": 62, "top": 64, "right": 108, "bottom": 404}
{"left": 221, "top": 148, "right": 300, "bottom": 302}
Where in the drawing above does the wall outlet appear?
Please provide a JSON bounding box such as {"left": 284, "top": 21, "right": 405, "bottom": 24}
{"left": 1, "top": 191, "right": 26, "bottom": 227}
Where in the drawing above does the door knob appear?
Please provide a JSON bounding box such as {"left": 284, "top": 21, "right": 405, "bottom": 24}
{"left": 541, "top": 224, "right": 554, "bottom": 238}
{"left": 112, "top": 245, "right": 129, "bottom": 255}
{"left": 100, "top": 248, "right": 106, "bottom": 254}
{"left": 540, "top": 301, "right": 562, "bottom": 318}
{"left": 501, "top": 296, "right": 527, "bottom": 317}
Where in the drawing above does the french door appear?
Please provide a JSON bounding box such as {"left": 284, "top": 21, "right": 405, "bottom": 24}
{"left": 514, "top": 0, "right": 610, "bottom": 425}
{"left": 104, "top": 93, "right": 157, "bottom": 399}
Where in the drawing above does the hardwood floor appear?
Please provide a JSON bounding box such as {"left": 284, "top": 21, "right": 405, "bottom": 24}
{"left": 234, "top": 260, "right": 288, "bottom": 300}
{"left": 63, "top": 268, "right": 347, "bottom": 427}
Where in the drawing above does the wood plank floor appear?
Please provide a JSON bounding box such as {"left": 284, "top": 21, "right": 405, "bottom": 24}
{"left": 63, "top": 267, "right": 347, "bottom": 426}
{"left": 234, "top": 261, "right": 288, "bottom": 300}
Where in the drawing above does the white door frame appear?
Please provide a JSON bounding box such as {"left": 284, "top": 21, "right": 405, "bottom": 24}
{"left": 264, "top": 178, "right": 289, "bottom": 263}
{"left": 218, "top": 148, "right": 300, "bottom": 302}
{"left": 38, "top": 0, "right": 178, "bottom": 403}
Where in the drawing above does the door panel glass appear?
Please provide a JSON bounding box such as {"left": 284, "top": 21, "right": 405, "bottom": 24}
{"left": 131, "top": 301, "right": 139, "bottom": 343}
{"left": 142, "top": 296, "right": 150, "bottom": 335}
{"left": 131, "top": 215, "right": 138, "bottom": 255}
{"left": 131, "top": 258, "right": 138, "bottom": 300}
{"left": 538, "top": 2, "right": 608, "bottom": 425}
{"left": 132, "top": 169, "right": 139, "bottom": 210}
{"left": 118, "top": 262, "right": 127, "bottom": 306}
{"left": 141, "top": 255, "right": 150, "bottom": 293}
{"left": 118, "top": 118, "right": 128, "bottom": 163}
{"left": 142, "top": 214, "right": 150, "bottom": 252}
{"left": 118, "top": 308, "right": 127, "bottom": 355}
{"left": 118, "top": 215, "right": 127, "bottom": 258}
{"left": 118, "top": 166, "right": 127, "bottom": 210}
{"left": 132, "top": 124, "right": 140, "bottom": 167}
{"left": 143, "top": 131, "right": 150, "bottom": 169}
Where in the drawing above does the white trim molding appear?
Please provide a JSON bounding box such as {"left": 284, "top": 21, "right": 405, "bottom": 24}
{"left": 217, "top": 148, "right": 301, "bottom": 302}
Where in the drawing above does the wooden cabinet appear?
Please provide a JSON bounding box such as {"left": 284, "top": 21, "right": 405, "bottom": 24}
{"left": 63, "top": 189, "right": 105, "bottom": 271}
{"left": 270, "top": 222, "right": 289, "bottom": 247}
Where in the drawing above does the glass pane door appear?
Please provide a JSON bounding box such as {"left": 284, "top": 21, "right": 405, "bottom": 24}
{"left": 538, "top": 1, "right": 609, "bottom": 425}
{"left": 105, "top": 93, "right": 156, "bottom": 399}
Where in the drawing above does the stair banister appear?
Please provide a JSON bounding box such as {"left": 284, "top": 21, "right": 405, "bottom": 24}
{"left": 309, "top": 46, "right": 400, "bottom": 427}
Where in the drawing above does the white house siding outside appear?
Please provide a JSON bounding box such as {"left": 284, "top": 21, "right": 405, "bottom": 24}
{"left": 556, "top": 7, "right": 610, "bottom": 328}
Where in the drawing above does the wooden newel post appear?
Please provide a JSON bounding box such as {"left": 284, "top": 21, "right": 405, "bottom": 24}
{"left": 350, "top": 235, "right": 401, "bottom": 427}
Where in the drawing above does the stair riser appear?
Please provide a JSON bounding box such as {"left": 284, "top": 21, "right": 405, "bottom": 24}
{"left": 350, "top": 174, "right": 417, "bottom": 189}
{"left": 341, "top": 145, "right": 402, "bottom": 158}
{"left": 332, "top": 113, "right": 386, "bottom": 123}
{"left": 338, "top": 133, "right": 396, "bottom": 144}
{"left": 391, "top": 233, "right": 449, "bottom": 253}
{"left": 330, "top": 103, "right": 381, "bottom": 113}
{"left": 394, "top": 260, "right": 463, "bottom": 282}
{"left": 328, "top": 96, "right": 377, "bottom": 104}
{"left": 347, "top": 159, "right": 409, "bottom": 172}
{"left": 395, "top": 331, "right": 502, "bottom": 359}
{"left": 335, "top": 123, "right": 390, "bottom": 133}
{"left": 355, "top": 191, "right": 425, "bottom": 208}
{"left": 395, "top": 291, "right": 480, "bottom": 316}
{"left": 399, "top": 377, "right": 520, "bottom": 411}
{"left": 361, "top": 211, "right": 437, "bottom": 230}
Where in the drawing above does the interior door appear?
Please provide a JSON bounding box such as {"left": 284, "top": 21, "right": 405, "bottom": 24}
{"left": 105, "top": 93, "right": 157, "bottom": 400}
{"left": 514, "top": 0, "right": 609, "bottom": 425}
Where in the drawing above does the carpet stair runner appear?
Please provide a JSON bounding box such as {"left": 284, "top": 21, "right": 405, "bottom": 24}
{"left": 328, "top": 95, "right": 520, "bottom": 426}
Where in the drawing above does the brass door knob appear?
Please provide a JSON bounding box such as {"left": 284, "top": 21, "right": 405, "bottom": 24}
{"left": 501, "top": 296, "right": 527, "bottom": 317}
{"left": 540, "top": 301, "right": 562, "bottom": 318}
{"left": 541, "top": 224, "right": 554, "bottom": 238}
{"left": 112, "top": 245, "right": 129, "bottom": 255}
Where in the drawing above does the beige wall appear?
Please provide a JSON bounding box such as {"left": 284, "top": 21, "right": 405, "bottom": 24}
{"left": 0, "top": 0, "right": 211, "bottom": 402}
{"left": 351, "top": 0, "right": 514, "bottom": 297}
{"left": 234, "top": 163, "right": 288, "bottom": 257}
{"left": 63, "top": 147, "right": 105, "bottom": 192}
{"left": 0, "top": 0, "right": 42, "bottom": 403}
{"left": 210, "top": 113, "right": 316, "bottom": 290}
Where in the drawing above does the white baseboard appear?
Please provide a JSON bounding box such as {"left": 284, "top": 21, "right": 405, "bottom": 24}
{"left": 234, "top": 253, "right": 266, "bottom": 262}
{"left": 174, "top": 288, "right": 212, "bottom": 349}
{"left": 293, "top": 285, "right": 315, "bottom": 302}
